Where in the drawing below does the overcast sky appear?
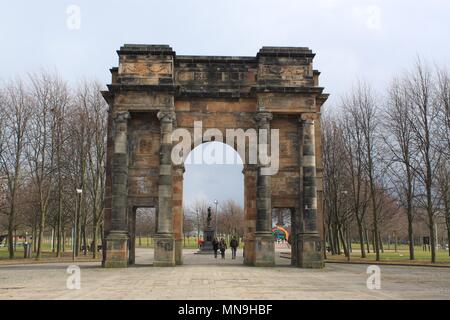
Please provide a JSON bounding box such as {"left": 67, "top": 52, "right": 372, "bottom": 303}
{"left": 1, "top": 0, "right": 449, "bottom": 208}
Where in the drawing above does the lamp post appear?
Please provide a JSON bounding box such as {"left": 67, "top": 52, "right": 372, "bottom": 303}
{"left": 73, "top": 188, "right": 82, "bottom": 261}
{"left": 195, "top": 209, "right": 200, "bottom": 241}
{"left": 214, "top": 199, "right": 219, "bottom": 237}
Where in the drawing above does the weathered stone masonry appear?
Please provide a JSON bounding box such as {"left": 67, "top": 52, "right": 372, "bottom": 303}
{"left": 101, "top": 44, "right": 328, "bottom": 268}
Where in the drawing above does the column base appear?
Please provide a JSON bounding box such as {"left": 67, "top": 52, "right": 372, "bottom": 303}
{"left": 254, "top": 232, "right": 275, "bottom": 267}
{"left": 244, "top": 239, "right": 255, "bottom": 266}
{"left": 154, "top": 233, "right": 176, "bottom": 267}
{"left": 175, "top": 239, "right": 183, "bottom": 265}
{"left": 103, "top": 231, "right": 129, "bottom": 268}
{"left": 296, "top": 232, "right": 324, "bottom": 268}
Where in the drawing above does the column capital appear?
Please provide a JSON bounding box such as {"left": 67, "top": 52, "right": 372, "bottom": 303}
{"left": 113, "top": 111, "right": 130, "bottom": 123}
{"left": 299, "top": 113, "right": 316, "bottom": 124}
{"left": 173, "top": 164, "right": 185, "bottom": 174}
{"left": 254, "top": 112, "right": 273, "bottom": 127}
{"left": 157, "top": 110, "right": 176, "bottom": 123}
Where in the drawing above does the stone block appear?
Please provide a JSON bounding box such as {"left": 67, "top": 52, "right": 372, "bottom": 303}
{"left": 154, "top": 233, "right": 176, "bottom": 267}
{"left": 103, "top": 231, "right": 129, "bottom": 268}
{"left": 254, "top": 232, "right": 275, "bottom": 267}
{"left": 296, "top": 232, "right": 324, "bottom": 268}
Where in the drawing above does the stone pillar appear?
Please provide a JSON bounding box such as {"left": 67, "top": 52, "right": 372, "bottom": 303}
{"left": 254, "top": 112, "right": 275, "bottom": 267}
{"left": 243, "top": 165, "right": 257, "bottom": 265}
{"left": 128, "top": 206, "right": 136, "bottom": 265}
{"left": 104, "top": 111, "right": 130, "bottom": 268}
{"left": 297, "top": 113, "right": 324, "bottom": 268}
{"left": 154, "top": 110, "right": 176, "bottom": 267}
{"left": 173, "top": 164, "right": 185, "bottom": 265}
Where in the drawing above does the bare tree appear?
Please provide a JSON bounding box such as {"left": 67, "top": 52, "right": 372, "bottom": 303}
{"left": 0, "top": 79, "right": 30, "bottom": 258}
{"left": 406, "top": 60, "right": 440, "bottom": 263}
{"left": 66, "top": 93, "right": 90, "bottom": 256}
{"left": 189, "top": 199, "right": 209, "bottom": 238}
{"left": 218, "top": 199, "right": 244, "bottom": 238}
{"left": 27, "top": 71, "right": 67, "bottom": 259}
{"left": 435, "top": 66, "right": 450, "bottom": 255}
{"left": 384, "top": 77, "right": 417, "bottom": 259}
{"left": 341, "top": 103, "right": 370, "bottom": 258}
{"left": 79, "top": 80, "right": 108, "bottom": 258}
{"left": 322, "top": 112, "right": 353, "bottom": 258}
{"left": 343, "top": 81, "right": 381, "bottom": 261}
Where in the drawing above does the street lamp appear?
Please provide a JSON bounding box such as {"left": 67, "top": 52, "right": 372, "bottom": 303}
{"left": 73, "top": 188, "right": 82, "bottom": 261}
{"left": 214, "top": 199, "right": 219, "bottom": 236}
{"left": 195, "top": 209, "right": 200, "bottom": 241}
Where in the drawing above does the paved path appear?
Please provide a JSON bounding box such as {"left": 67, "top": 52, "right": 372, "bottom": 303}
{"left": 0, "top": 248, "right": 449, "bottom": 300}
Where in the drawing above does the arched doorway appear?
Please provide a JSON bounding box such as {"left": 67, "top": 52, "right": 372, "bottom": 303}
{"left": 180, "top": 141, "right": 244, "bottom": 264}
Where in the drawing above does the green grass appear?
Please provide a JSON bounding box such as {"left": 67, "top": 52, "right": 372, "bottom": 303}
{"left": 328, "top": 243, "right": 450, "bottom": 263}
{"left": 0, "top": 236, "right": 245, "bottom": 260}
{"left": 0, "top": 241, "right": 94, "bottom": 261}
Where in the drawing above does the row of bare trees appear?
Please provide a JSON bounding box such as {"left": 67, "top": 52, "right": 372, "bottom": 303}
{"left": 0, "top": 71, "right": 108, "bottom": 259}
{"left": 184, "top": 199, "right": 244, "bottom": 239}
{"left": 322, "top": 59, "right": 449, "bottom": 262}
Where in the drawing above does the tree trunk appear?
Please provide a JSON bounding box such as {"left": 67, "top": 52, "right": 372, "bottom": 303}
{"left": 32, "top": 224, "right": 37, "bottom": 253}
{"left": 394, "top": 234, "right": 398, "bottom": 253}
{"left": 82, "top": 226, "right": 87, "bottom": 255}
{"left": 379, "top": 232, "right": 384, "bottom": 253}
{"left": 447, "top": 226, "right": 450, "bottom": 257}
{"left": 338, "top": 225, "right": 349, "bottom": 260}
{"left": 365, "top": 227, "right": 370, "bottom": 253}
{"left": 56, "top": 186, "right": 63, "bottom": 257}
{"left": 62, "top": 229, "right": 65, "bottom": 253}
{"left": 36, "top": 211, "right": 45, "bottom": 260}
{"left": 8, "top": 209, "right": 15, "bottom": 259}
{"left": 356, "top": 219, "right": 366, "bottom": 258}
{"left": 407, "top": 218, "right": 415, "bottom": 259}
{"left": 371, "top": 230, "right": 376, "bottom": 253}
{"left": 429, "top": 220, "right": 436, "bottom": 263}
{"left": 13, "top": 229, "right": 17, "bottom": 252}
{"left": 333, "top": 223, "right": 341, "bottom": 255}
{"left": 92, "top": 220, "right": 98, "bottom": 259}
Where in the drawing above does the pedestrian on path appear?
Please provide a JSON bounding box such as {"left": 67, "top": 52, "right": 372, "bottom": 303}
{"left": 212, "top": 237, "right": 219, "bottom": 258}
{"left": 230, "top": 236, "right": 239, "bottom": 259}
{"left": 219, "top": 238, "right": 227, "bottom": 259}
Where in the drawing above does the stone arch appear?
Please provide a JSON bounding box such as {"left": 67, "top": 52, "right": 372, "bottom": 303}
{"left": 101, "top": 44, "right": 328, "bottom": 268}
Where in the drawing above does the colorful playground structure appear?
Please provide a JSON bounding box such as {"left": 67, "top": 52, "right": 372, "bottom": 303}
{"left": 272, "top": 226, "right": 289, "bottom": 241}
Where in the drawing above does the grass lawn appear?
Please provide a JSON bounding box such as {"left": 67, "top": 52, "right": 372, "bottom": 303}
{"left": 0, "top": 236, "right": 244, "bottom": 261}
{"left": 0, "top": 242, "right": 100, "bottom": 262}
{"left": 327, "top": 244, "right": 450, "bottom": 265}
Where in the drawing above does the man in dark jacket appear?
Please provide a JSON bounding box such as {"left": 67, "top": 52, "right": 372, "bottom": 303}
{"left": 212, "top": 237, "right": 219, "bottom": 258}
{"left": 219, "top": 238, "right": 227, "bottom": 259}
{"left": 230, "top": 236, "right": 239, "bottom": 259}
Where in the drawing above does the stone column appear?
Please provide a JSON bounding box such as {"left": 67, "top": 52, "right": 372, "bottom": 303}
{"left": 243, "top": 164, "right": 257, "bottom": 265}
{"left": 154, "top": 110, "right": 176, "bottom": 267}
{"left": 173, "top": 164, "right": 185, "bottom": 265}
{"left": 254, "top": 112, "right": 275, "bottom": 267}
{"left": 104, "top": 111, "right": 130, "bottom": 268}
{"left": 297, "top": 113, "right": 324, "bottom": 268}
{"left": 128, "top": 206, "right": 136, "bottom": 265}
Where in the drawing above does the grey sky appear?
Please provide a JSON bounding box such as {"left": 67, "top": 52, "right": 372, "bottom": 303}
{"left": 1, "top": 0, "right": 449, "bottom": 207}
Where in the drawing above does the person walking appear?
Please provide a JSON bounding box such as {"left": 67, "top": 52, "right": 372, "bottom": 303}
{"left": 212, "top": 237, "right": 219, "bottom": 258}
{"left": 219, "top": 238, "right": 227, "bottom": 259}
{"left": 229, "top": 236, "right": 239, "bottom": 259}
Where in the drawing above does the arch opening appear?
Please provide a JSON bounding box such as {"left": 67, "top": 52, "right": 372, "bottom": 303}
{"left": 180, "top": 141, "right": 245, "bottom": 265}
